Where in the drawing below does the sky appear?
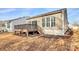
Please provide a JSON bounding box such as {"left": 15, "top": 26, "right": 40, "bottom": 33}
{"left": 0, "top": 8, "right": 79, "bottom": 24}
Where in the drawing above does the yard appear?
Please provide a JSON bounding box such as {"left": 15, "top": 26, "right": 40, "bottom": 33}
{"left": 0, "top": 29, "right": 79, "bottom": 51}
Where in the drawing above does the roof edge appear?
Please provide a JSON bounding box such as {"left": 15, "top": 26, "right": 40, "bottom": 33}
{"left": 27, "top": 8, "right": 67, "bottom": 19}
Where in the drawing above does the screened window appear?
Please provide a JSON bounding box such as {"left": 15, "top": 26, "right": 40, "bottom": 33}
{"left": 51, "top": 17, "right": 55, "bottom": 27}
{"left": 42, "top": 18, "right": 45, "bottom": 27}
{"left": 46, "top": 17, "right": 50, "bottom": 27}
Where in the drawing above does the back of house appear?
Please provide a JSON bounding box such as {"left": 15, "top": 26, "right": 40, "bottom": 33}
{"left": 24, "top": 8, "right": 69, "bottom": 35}
{"left": 0, "top": 21, "right": 7, "bottom": 32}
{"left": 6, "top": 8, "right": 69, "bottom": 36}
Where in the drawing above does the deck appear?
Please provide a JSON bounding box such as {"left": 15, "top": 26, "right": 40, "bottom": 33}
{"left": 14, "top": 24, "right": 38, "bottom": 32}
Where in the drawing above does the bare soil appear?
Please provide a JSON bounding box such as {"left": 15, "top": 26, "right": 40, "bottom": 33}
{"left": 0, "top": 29, "right": 79, "bottom": 51}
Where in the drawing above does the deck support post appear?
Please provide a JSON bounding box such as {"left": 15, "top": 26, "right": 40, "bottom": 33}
{"left": 26, "top": 31, "right": 28, "bottom": 37}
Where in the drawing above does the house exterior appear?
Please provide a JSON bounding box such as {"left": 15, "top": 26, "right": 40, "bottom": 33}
{"left": 0, "top": 21, "right": 8, "bottom": 32}
{"left": 0, "top": 8, "right": 69, "bottom": 36}
{"left": 15, "top": 8, "right": 68, "bottom": 35}
{"left": 6, "top": 16, "right": 30, "bottom": 32}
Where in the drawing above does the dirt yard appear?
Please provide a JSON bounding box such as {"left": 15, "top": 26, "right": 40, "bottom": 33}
{"left": 0, "top": 29, "right": 79, "bottom": 51}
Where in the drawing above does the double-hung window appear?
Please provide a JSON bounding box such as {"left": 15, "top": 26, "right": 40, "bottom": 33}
{"left": 42, "top": 18, "right": 45, "bottom": 27}
{"left": 51, "top": 16, "right": 55, "bottom": 27}
{"left": 42, "top": 16, "right": 55, "bottom": 27}
{"left": 46, "top": 17, "right": 50, "bottom": 27}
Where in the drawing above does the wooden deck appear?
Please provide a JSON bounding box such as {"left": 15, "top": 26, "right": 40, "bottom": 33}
{"left": 14, "top": 24, "right": 39, "bottom": 37}
{"left": 14, "top": 24, "right": 73, "bottom": 37}
{"left": 14, "top": 24, "right": 37, "bottom": 31}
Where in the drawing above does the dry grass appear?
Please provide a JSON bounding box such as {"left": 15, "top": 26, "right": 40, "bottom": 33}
{"left": 0, "top": 29, "right": 79, "bottom": 51}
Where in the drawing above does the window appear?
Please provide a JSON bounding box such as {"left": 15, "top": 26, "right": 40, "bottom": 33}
{"left": 42, "top": 18, "right": 45, "bottom": 27}
{"left": 2, "top": 24, "right": 5, "bottom": 27}
{"left": 42, "top": 16, "right": 55, "bottom": 27}
{"left": 46, "top": 17, "right": 50, "bottom": 27}
{"left": 32, "top": 21, "right": 37, "bottom": 27}
{"left": 7, "top": 22, "right": 10, "bottom": 28}
{"left": 53, "top": 17, "right": 55, "bottom": 26}
{"left": 51, "top": 17, "right": 55, "bottom": 27}
{"left": 32, "top": 21, "right": 37, "bottom": 29}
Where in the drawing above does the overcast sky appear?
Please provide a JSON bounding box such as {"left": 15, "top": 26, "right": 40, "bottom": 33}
{"left": 0, "top": 8, "right": 79, "bottom": 24}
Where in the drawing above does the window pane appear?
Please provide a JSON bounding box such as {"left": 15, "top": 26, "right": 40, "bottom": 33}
{"left": 53, "top": 17, "right": 55, "bottom": 26}
{"left": 51, "top": 17, "right": 55, "bottom": 27}
{"left": 51, "top": 18, "right": 53, "bottom": 27}
{"left": 42, "top": 18, "right": 45, "bottom": 27}
{"left": 32, "top": 21, "right": 37, "bottom": 29}
{"left": 32, "top": 21, "right": 37, "bottom": 26}
{"left": 46, "top": 17, "right": 50, "bottom": 27}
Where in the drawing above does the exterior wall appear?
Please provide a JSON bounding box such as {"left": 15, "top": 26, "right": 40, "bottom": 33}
{"left": 0, "top": 21, "right": 8, "bottom": 32}
{"left": 27, "top": 13, "right": 64, "bottom": 35}
{"left": 63, "top": 9, "right": 69, "bottom": 32}
{"left": 6, "top": 9, "right": 68, "bottom": 35}
{"left": 61, "top": 9, "right": 68, "bottom": 35}
{"left": 4, "top": 21, "right": 9, "bottom": 32}
{"left": 8, "top": 17, "right": 28, "bottom": 32}
{"left": 26, "top": 10, "right": 68, "bottom": 35}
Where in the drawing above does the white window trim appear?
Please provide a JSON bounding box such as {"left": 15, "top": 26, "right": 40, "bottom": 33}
{"left": 42, "top": 17, "right": 45, "bottom": 27}
{"left": 46, "top": 16, "right": 50, "bottom": 27}
{"left": 42, "top": 16, "right": 56, "bottom": 28}
{"left": 50, "top": 16, "right": 56, "bottom": 28}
